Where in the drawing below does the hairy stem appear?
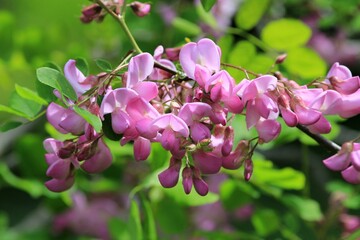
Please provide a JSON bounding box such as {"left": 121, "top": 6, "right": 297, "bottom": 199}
{"left": 296, "top": 124, "right": 341, "bottom": 154}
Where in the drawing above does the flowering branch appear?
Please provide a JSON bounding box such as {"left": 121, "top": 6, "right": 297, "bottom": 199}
{"left": 297, "top": 124, "right": 341, "bottom": 154}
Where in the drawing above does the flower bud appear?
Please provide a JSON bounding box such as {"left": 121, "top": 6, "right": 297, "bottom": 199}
{"left": 76, "top": 141, "right": 98, "bottom": 161}
{"left": 244, "top": 158, "right": 253, "bottom": 181}
{"left": 58, "top": 141, "right": 76, "bottom": 159}
{"left": 80, "top": 4, "right": 102, "bottom": 23}
{"left": 275, "top": 54, "right": 287, "bottom": 64}
{"left": 130, "top": 2, "right": 151, "bottom": 17}
{"left": 182, "top": 166, "right": 193, "bottom": 194}
{"left": 165, "top": 47, "right": 181, "bottom": 61}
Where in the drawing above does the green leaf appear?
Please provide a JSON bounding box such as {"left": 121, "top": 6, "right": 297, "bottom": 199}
{"left": 163, "top": 183, "right": 219, "bottom": 206}
{"left": 261, "top": 19, "right": 312, "bottom": 50}
{"left": 236, "top": 0, "right": 270, "bottom": 30}
{"left": 253, "top": 159, "right": 305, "bottom": 190}
{"left": 95, "top": 58, "right": 112, "bottom": 72}
{"left": 36, "top": 67, "right": 77, "bottom": 101}
{"left": 129, "top": 200, "right": 143, "bottom": 240}
{"left": 172, "top": 17, "right": 202, "bottom": 36}
{"left": 200, "top": 0, "right": 217, "bottom": 11}
{"left": 141, "top": 196, "right": 157, "bottom": 240}
{"left": 283, "top": 47, "right": 327, "bottom": 80}
{"left": 220, "top": 179, "right": 259, "bottom": 210}
{"left": 154, "top": 196, "right": 188, "bottom": 234}
{"left": 108, "top": 218, "right": 130, "bottom": 240}
{"left": 0, "top": 121, "right": 22, "bottom": 132}
{"left": 15, "top": 84, "right": 48, "bottom": 106}
{"left": 217, "top": 34, "right": 233, "bottom": 62}
{"left": 0, "top": 105, "right": 27, "bottom": 118}
{"left": 251, "top": 209, "right": 280, "bottom": 236}
{"left": 73, "top": 105, "right": 102, "bottom": 132}
{"left": 9, "top": 91, "right": 42, "bottom": 118}
{"left": 35, "top": 79, "right": 57, "bottom": 103}
{"left": 227, "top": 40, "right": 256, "bottom": 81}
{"left": 75, "top": 57, "right": 89, "bottom": 76}
{"left": 282, "top": 195, "right": 323, "bottom": 221}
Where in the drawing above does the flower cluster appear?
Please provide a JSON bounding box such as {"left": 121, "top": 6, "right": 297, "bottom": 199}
{"left": 43, "top": 37, "right": 360, "bottom": 194}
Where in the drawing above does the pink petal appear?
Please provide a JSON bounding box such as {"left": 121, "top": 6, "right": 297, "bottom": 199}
{"left": 132, "top": 82, "right": 159, "bottom": 101}
{"left": 182, "top": 166, "right": 193, "bottom": 194}
{"left": 158, "top": 157, "right": 181, "bottom": 188}
{"left": 192, "top": 150, "right": 222, "bottom": 174}
{"left": 190, "top": 122, "right": 211, "bottom": 142}
{"left": 280, "top": 106, "right": 298, "bottom": 127}
{"left": 307, "top": 115, "right": 331, "bottom": 134}
{"left": 349, "top": 150, "right": 360, "bottom": 171}
{"left": 64, "top": 59, "right": 89, "bottom": 96}
{"left": 178, "top": 102, "right": 212, "bottom": 125}
{"left": 152, "top": 114, "right": 189, "bottom": 137}
{"left": 45, "top": 176, "right": 75, "bottom": 192}
{"left": 294, "top": 105, "right": 321, "bottom": 125}
{"left": 327, "top": 62, "right": 352, "bottom": 79}
{"left": 81, "top": 139, "right": 112, "bottom": 173}
{"left": 323, "top": 153, "right": 350, "bottom": 171}
{"left": 255, "top": 119, "right": 281, "bottom": 143}
{"left": 193, "top": 178, "right": 209, "bottom": 196}
{"left": 46, "top": 159, "right": 71, "bottom": 179}
{"left": 127, "top": 53, "right": 154, "bottom": 88}
{"left": 341, "top": 166, "right": 360, "bottom": 184}
{"left": 133, "top": 137, "right": 151, "bottom": 161}
{"left": 111, "top": 110, "right": 131, "bottom": 134}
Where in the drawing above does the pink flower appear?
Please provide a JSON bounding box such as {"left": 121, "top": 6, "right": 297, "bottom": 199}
{"left": 47, "top": 102, "right": 86, "bottom": 135}
{"left": 178, "top": 102, "right": 212, "bottom": 142}
{"left": 64, "top": 59, "right": 92, "bottom": 97}
{"left": 126, "top": 53, "right": 158, "bottom": 101}
{"left": 158, "top": 157, "right": 182, "bottom": 188}
{"left": 239, "top": 75, "right": 279, "bottom": 129}
{"left": 179, "top": 38, "right": 221, "bottom": 79}
{"left": 149, "top": 45, "right": 177, "bottom": 80}
{"left": 99, "top": 88, "right": 139, "bottom": 134}
{"left": 192, "top": 150, "right": 222, "bottom": 174}
{"left": 323, "top": 142, "right": 360, "bottom": 184}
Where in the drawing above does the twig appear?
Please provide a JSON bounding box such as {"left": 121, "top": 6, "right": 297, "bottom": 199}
{"left": 296, "top": 124, "right": 341, "bottom": 154}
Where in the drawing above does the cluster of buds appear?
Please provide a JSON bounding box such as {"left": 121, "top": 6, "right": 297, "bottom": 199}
{"left": 44, "top": 37, "right": 360, "bottom": 194}
{"left": 80, "top": 1, "right": 151, "bottom": 23}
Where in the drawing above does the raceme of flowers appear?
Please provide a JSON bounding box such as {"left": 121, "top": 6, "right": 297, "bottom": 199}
{"left": 43, "top": 38, "right": 360, "bottom": 195}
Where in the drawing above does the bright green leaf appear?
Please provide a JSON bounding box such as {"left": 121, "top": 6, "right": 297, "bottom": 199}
{"left": 36, "top": 67, "right": 77, "bottom": 101}
{"left": 141, "top": 196, "right": 157, "bottom": 240}
{"left": 9, "top": 91, "right": 42, "bottom": 118}
{"left": 253, "top": 159, "right": 305, "bottom": 190}
{"left": 95, "top": 58, "right": 112, "bottom": 72}
{"left": 0, "top": 121, "right": 22, "bottom": 132}
{"left": 236, "top": 0, "right": 270, "bottom": 30}
{"left": 261, "top": 19, "right": 312, "bottom": 50}
{"left": 282, "top": 195, "right": 323, "bottom": 221}
{"left": 15, "top": 84, "right": 48, "bottom": 106}
{"left": 73, "top": 105, "right": 102, "bottom": 132}
{"left": 108, "top": 218, "right": 130, "bottom": 240}
{"left": 217, "top": 34, "right": 233, "bottom": 62}
{"left": 0, "top": 105, "right": 27, "bottom": 118}
{"left": 227, "top": 40, "right": 256, "bottom": 81}
{"left": 172, "top": 17, "right": 201, "bottom": 36}
{"left": 75, "top": 57, "right": 89, "bottom": 76}
{"left": 200, "top": 0, "right": 217, "bottom": 11}
{"left": 283, "top": 47, "right": 327, "bottom": 80}
{"left": 129, "top": 200, "right": 143, "bottom": 240}
{"left": 251, "top": 209, "right": 280, "bottom": 236}
{"left": 163, "top": 183, "right": 219, "bottom": 206}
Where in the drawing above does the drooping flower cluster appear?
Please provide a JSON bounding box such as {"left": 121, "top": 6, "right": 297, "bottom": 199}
{"left": 43, "top": 37, "right": 360, "bottom": 195}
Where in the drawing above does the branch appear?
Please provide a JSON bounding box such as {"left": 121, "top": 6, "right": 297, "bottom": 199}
{"left": 296, "top": 124, "right": 341, "bottom": 154}
{"left": 94, "top": 0, "right": 142, "bottom": 53}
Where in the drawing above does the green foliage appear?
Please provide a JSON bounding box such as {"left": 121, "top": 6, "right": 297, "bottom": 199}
{"left": 95, "top": 58, "right": 113, "bottom": 72}
{"left": 36, "top": 67, "right": 77, "bottom": 101}
{"left": 251, "top": 208, "right": 280, "bottom": 236}
{"left": 261, "top": 18, "right": 312, "bottom": 50}
{"left": 236, "top": 0, "right": 270, "bottom": 30}
{"left": 73, "top": 105, "right": 102, "bottom": 133}
{"left": 200, "top": 0, "right": 217, "bottom": 11}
